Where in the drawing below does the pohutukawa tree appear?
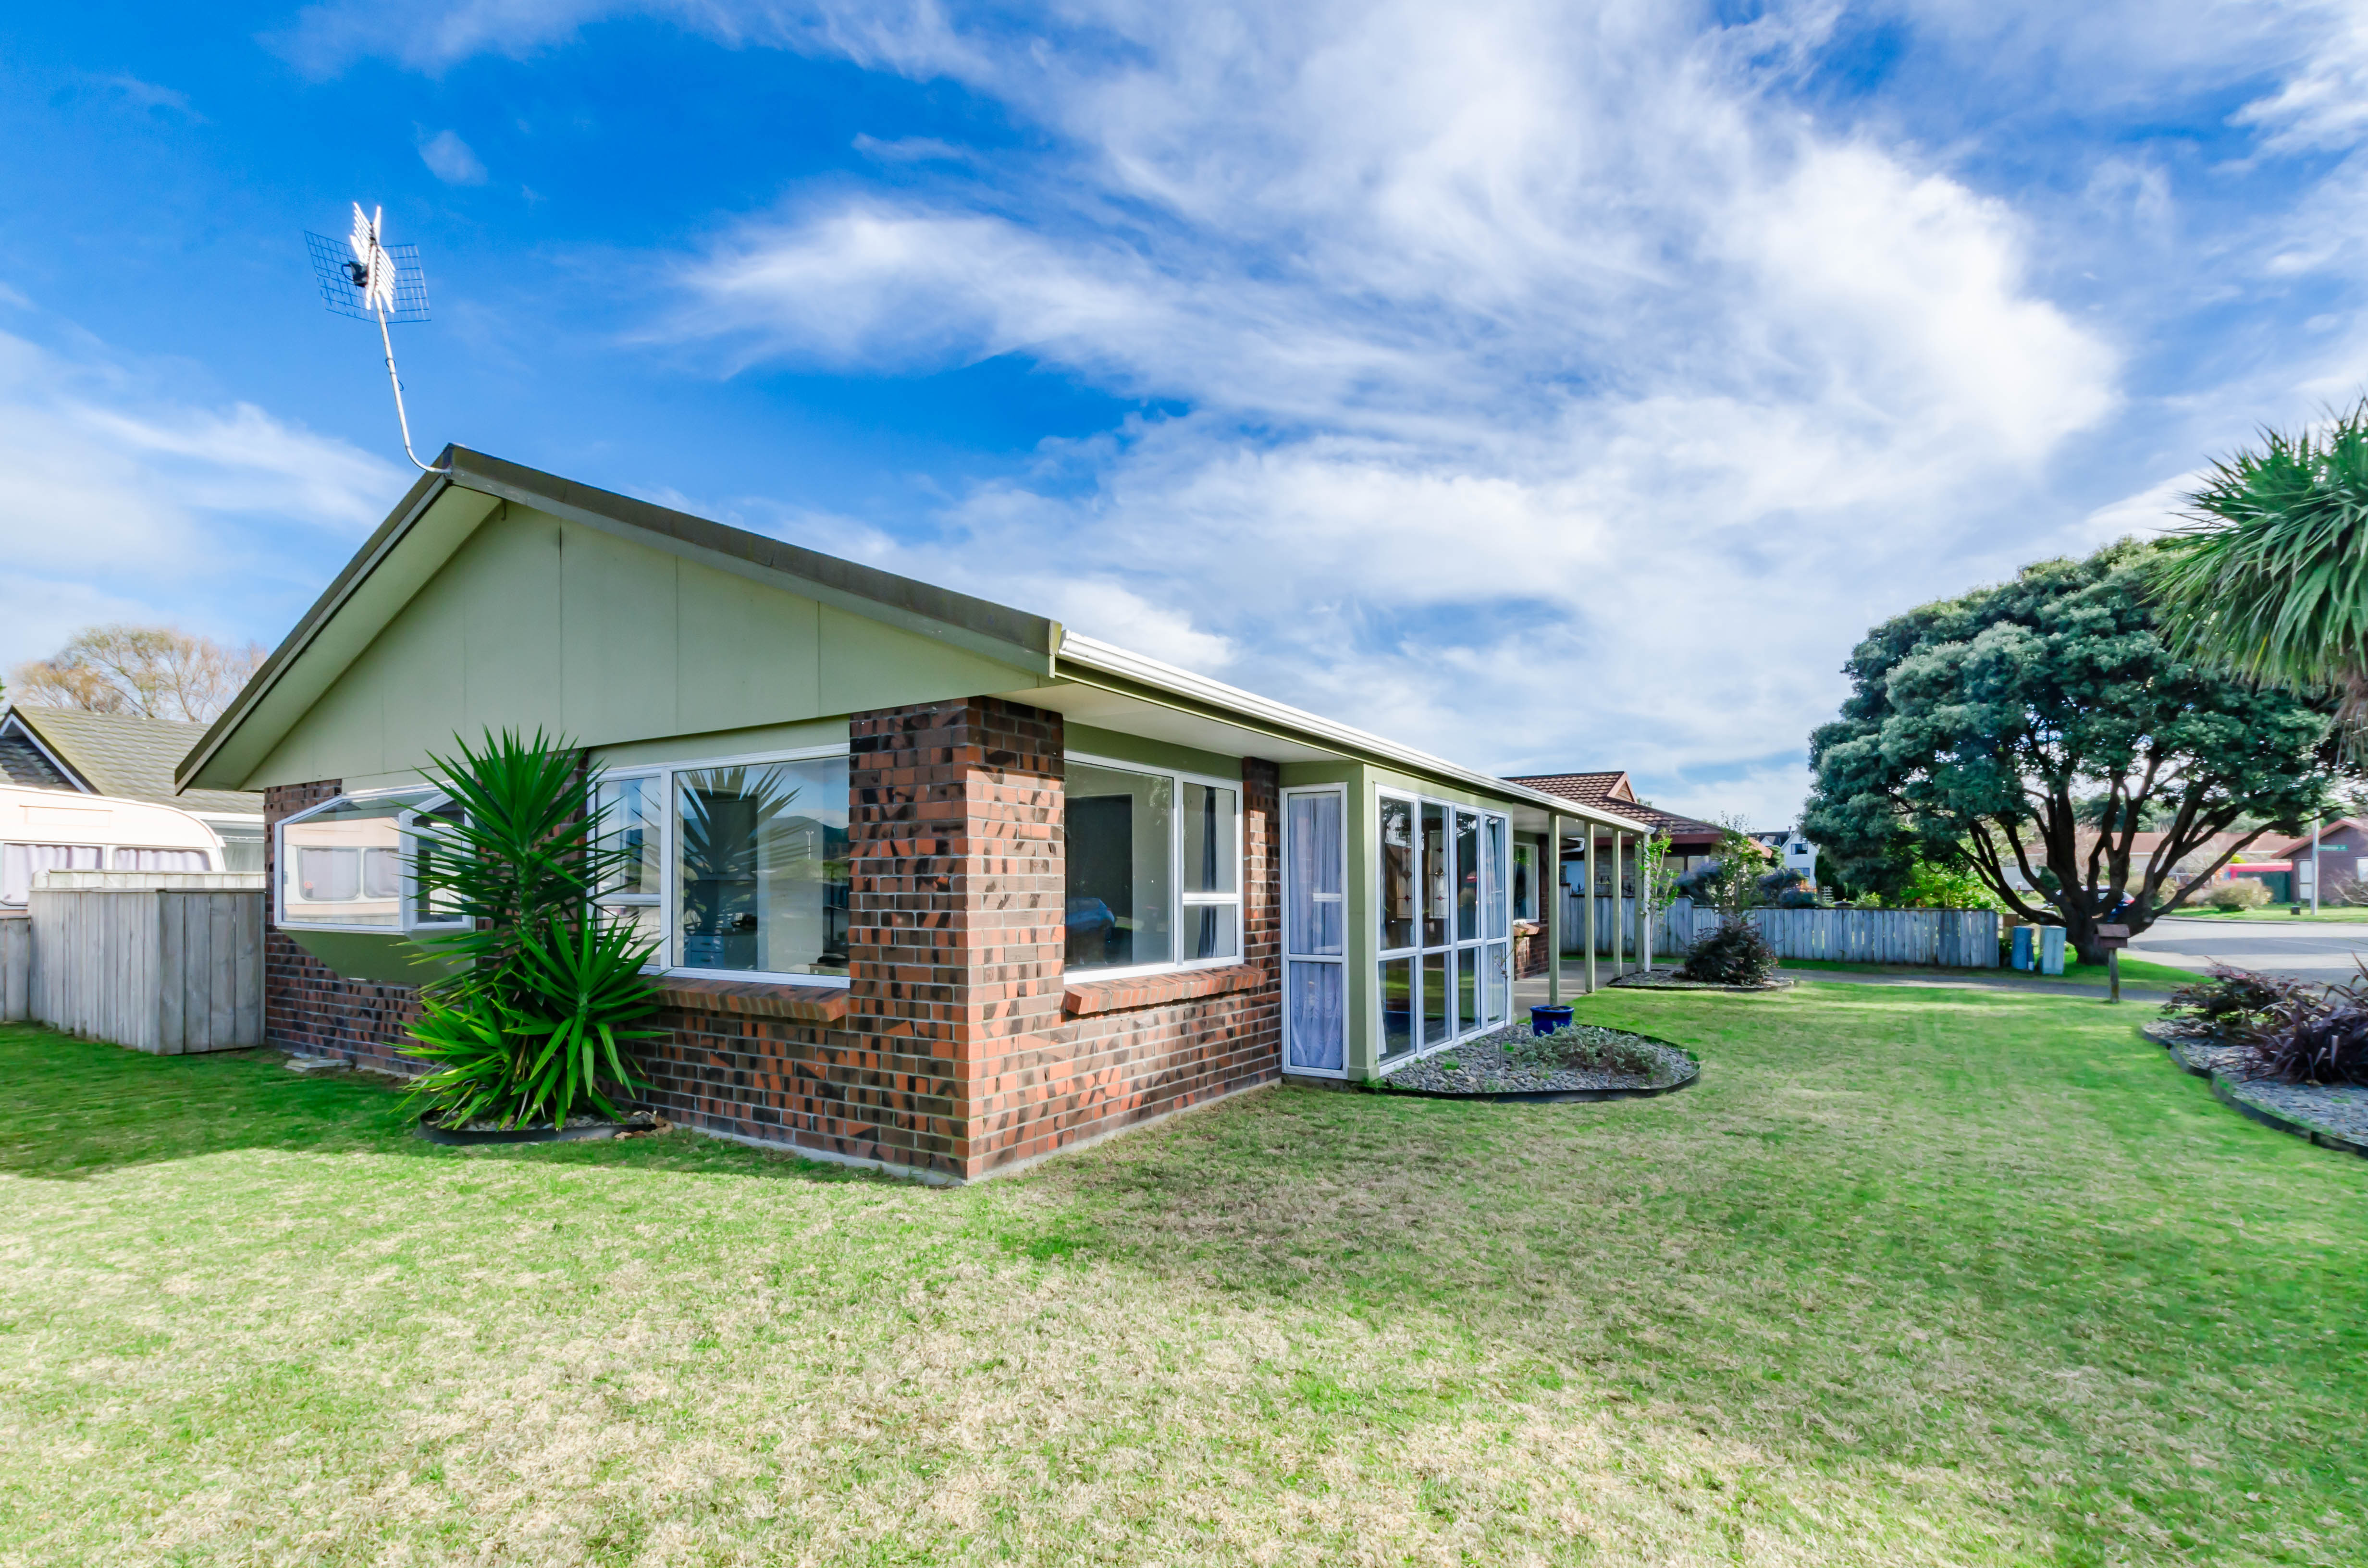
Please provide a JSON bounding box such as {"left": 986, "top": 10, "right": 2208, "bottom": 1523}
{"left": 2151, "top": 401, "right": 2368, "bottom": 761}
{"left": 1804, "top": 541, "right": 2340, "bottom": 965}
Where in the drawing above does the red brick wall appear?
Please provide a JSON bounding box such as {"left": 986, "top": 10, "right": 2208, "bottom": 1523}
{"left": 259, "top": 698, "right": 1285, "bottom": 1181}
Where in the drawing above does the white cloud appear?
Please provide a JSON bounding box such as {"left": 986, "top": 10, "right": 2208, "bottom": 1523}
{"left": 418, "top": 128, "right": 489, "bottom": 185}
{"left": 0, "top": 322, "right": 404, "bottom": 673}
{"left": 265, "top": 0, "right": 2368, "bottom": 821}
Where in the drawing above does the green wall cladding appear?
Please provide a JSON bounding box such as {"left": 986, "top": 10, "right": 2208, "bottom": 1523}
{"left": 248, "top": 504, "right": 1037, "bottom": 789}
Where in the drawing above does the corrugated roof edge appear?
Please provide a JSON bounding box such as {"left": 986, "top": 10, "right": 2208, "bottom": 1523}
{"left": 175, "top": 445, "right": 1063, "bottom": 793}
{"left": 1055, "top": 633, "right": 1650, "bottom": 833}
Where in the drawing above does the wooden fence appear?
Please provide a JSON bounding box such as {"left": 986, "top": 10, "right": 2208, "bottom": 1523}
{"left": 1659, "top": 899, "right": 2000, "bottom": 968}
{"left": 24, "top": 887, "right": 265, "bottom": 1053}
{"left": 0, "top": 917, "right": 28, "bottom": 1022}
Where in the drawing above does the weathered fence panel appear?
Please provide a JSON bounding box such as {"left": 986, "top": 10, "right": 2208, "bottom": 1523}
{"left": 1656, "top": 900, "right": 1999, "bottom": 968}
{"left": 0, "top": 917, "right": 29, "bottom": 1022}
{"left": 27, "top": 887, "right": 264, "bottom": 1053}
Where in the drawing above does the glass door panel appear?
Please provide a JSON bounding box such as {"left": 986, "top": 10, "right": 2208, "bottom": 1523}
{"left": 1420, "top": 803, "right": 1449, "bottom": 949}
{"left": 1285, "top": 788, "right": 1347, "bottom": 1074}
{"left": 1421, "top": 952, "right": 1449, "bottom": 1045}
{"left": 1455, "top": 810, "right": 1480, "bottom": 941}
{"left": 1381, "top": 797, "right": 1416, "bottom": 951}
{"left": 1381, "top": 957, "right": 1413, "bottom": 1057}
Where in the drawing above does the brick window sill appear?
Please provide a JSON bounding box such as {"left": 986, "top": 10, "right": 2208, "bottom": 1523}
{"left": 1063, "top": 964, "right": 1267, "bottom": 1018}
{"left": 656, "top": 978, "right": 850, "bottom": 1023}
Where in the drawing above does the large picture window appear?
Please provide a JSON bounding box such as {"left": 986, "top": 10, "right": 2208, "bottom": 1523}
{"left": 596, "top": 749, "right": 850, "bottom": 983}
{"left": 1065, "top": 756, "right": 1242, "bottom": 975}
{"left": 1377, "top": 789, "right": 1511, "bottom": 1062}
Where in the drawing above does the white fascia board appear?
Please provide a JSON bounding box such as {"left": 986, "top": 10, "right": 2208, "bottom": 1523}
{"left": 1054, "top": 631, "right": 1652, "bottom": 834}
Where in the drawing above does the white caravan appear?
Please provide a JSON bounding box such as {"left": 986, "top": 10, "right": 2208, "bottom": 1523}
{"left": 0, "top": 783, "right": 226, "bottom": 908}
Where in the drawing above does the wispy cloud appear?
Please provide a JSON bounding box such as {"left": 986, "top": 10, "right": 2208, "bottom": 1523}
{"left": 417, "top": 127, "right": 489, "bottom": 185}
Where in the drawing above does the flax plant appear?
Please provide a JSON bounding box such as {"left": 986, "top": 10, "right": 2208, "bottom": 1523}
{"left": 402, "top": 729, "right": 661, "bottom": 1129}
{"left": 2153, "top": 402, "right": 2368, "bottom": 758}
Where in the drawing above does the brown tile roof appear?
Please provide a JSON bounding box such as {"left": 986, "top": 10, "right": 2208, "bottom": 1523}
{"left": 1503, "top": 770, "right": 1723, "bottom": 841}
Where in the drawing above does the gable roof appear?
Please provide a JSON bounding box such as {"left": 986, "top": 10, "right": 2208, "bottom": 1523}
{"left": 2267, "top": 819, "right": 2368, "bottom": 859}
{"left": 176, "top": 446, "right": 1652, "bottom": 834}
{"left": 1503, "top": 771, "right": 1721, "bottom": 840}
{"left": 2, "top": 705, "right": 260, "bottom": 818}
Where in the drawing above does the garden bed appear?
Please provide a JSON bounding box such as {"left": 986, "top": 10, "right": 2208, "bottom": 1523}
{"left": 1608, "top": 968, "right": 1793, "bottom": 993}
{"left": 1381, "top": 1023, "right": 1698, "bottom": 1101}
{"left": 418, "top": 1111, "right": 663, "bottom": 1146}
{"left": 2143, "top": 1019, "right": 2368, "bottom": 1156}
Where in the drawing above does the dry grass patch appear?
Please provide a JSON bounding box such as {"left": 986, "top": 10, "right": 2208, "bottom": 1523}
{"left": 0, "top": 984, "right": 2363, "bottom": 1565}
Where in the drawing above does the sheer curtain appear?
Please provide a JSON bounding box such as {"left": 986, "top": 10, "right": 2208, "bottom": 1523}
{"left": 0, "top": 844, "right": 103, "bottom": 905}
{"left": 111, "top": 849, "right": 210, "bottom": 873}
{"left": 1285, "top": 792, "right": 1346, "bottom": 1072}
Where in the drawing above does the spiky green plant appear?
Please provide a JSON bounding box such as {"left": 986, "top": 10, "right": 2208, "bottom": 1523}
{"left": 2153, "top": 403, "right": 2368, "bottom": 756}
{"left": 401, "top": 729, "right": 661, "bottom": 1130}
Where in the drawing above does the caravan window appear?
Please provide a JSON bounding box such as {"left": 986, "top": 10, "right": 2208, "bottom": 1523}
{"left": 0, "top": 844, "right": 103, "bottom": 906}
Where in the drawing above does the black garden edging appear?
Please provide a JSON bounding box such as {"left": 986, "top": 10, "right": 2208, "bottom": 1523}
{"left": 2141, "top": 1021, "right": 2368, "bottom": 1160}
{"left": 417, "top": 1113, "right": 659, "bottom": 1147}
{"left": 1608, "top": 973, "right": 1793, "bottom": 994}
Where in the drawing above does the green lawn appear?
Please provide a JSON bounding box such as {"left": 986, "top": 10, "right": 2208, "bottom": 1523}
{"left": 3, "top": 989, "right": 2364, "bottom": 1566}
{"left": 1773, "top": 955, "right": 2197, "bottom": 989}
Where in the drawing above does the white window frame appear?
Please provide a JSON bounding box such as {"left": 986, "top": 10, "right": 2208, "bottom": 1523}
{"left": 596, "top": 743, "right": 853, "bottom": 989}
{"left": 273, "top": 785, "right": 468, "bottom": 936}
{"left": 1375, "top": 785, "right": 1513, "bottom": 1066}
{"left": 1064, "top": 751, "right": 1246, "bottom": 982}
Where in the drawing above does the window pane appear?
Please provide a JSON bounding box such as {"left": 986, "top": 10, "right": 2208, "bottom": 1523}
{"left": 1185, "top": 902, "right": 1238, "bottom": 962}
{"left": 1064, "top": 761, "right": 1174, "bottom": 971}
{"left": 675, "top": 758, "right": 851, "bottom": 977}
{"left": 600, "top": 901, "right": 664, "bottom": 957}
{"left": 362, "top": 847, "right": 402, "bottom": 900}
{"left": 1422, "top": 951, "right": 1449, "bottom": 1045}
{"left": 1183, "top": 783, "right": 1236, "bottom": 895}
{"left": 1457, "top": 948, "right": 1477, "bottom": 1035}
{"left": 1381, "top": 797, "right": 1416, "bottom": 951}
{"left": 598, "top": 776, "right": 662, "bottom": 897}
{"left": 111, "top": 848, "right": 210, "bottom": 873}
{"left": 1484, "top": 942, "right": 1509, "bottom": 1025}
{"left": 1485, "top": 817, "right": 1508, "bottom": 939}
{"left": 3, "top": 843, "right": 105, "bottom": 905}
{"left": 1287, "top": 961, "right": 1345, "bottom": 1073}
{"left": 1381, "top": 958, "right": 1413, "bottom": 1058}
{"left": 1286, "top": 792, "right": 1343, "bottom": 957}
{"left": 408, "top": 802, "right": 468, "bottom": 927}
{"left": 281, "top": 798, "right": 409, "bottom": 927}
{"left": 1455, "top": 810, "right": 1480, "bottom": 942}
{"left": 1421, "top": 802, "right": 1449, "bottom": 949}
{"left": 1511, "top": 841, "right": 1535, "bottom": 922}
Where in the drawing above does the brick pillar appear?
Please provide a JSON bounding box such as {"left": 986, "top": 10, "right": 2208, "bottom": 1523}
{"left": 1242, "top": 757, "right": 1281, "bottom": 991}
{"left": 846, "top": 698, "right": 1065, "bottom": 1178}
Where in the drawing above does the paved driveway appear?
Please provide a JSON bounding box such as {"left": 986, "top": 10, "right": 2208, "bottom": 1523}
{"left": 2129, "top": 917, "right": 2368, "bottom": 987}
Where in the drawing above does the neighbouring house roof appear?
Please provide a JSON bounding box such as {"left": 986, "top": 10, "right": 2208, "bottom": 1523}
{"left": 175, "top": 447, "right": 1651, "bottom": 835}
{"left": 1502, "top": 770, "right": 1723, "bottom": 841}
{"left": 0, "top": 705, "right": 262, "bottom": 820}
{"left": 2266, "top": 819, "right": 2368, "bottom": 859}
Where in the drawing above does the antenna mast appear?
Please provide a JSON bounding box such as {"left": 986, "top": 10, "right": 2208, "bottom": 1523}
{"left": 306, "top": 203, "right": 447, "bottom": 474}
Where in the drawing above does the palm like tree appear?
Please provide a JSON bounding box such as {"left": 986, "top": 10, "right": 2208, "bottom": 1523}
{"left": 2153, "top": 403, "right": 2368, "bottom": 757}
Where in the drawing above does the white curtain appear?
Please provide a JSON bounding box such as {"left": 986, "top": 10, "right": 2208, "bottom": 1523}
{"left": 1286, "top": 793, "right": 1343, "bottom": 956}
{"left": 1484, "top": 818, "right": 1508, "bottom": 939}
{"left": 110, "top": 848, "right": 210, "bottom": 873}
{"left": 1287, "top": 960, "right": 1345, "bottom": 1072}
{"left": 1, "top": 843, "right": 103, "bottom": 905}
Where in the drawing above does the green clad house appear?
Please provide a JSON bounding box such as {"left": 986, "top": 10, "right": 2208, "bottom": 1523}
{"left": 178, "top": 448, "right": 1644, "bottom": 1181}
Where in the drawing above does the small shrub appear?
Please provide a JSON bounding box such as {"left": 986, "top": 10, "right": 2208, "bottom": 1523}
{"left": 1758, "top": 867, "right": 1807, "bottom": 900}
{"left": 2245, "top": 961, "right": 2368, "bottom": 1085}
{"left": 1678, "top": 915, "right": 1778, "bottom": 986}
{"left": 2163, "top": 963, "right": 2307, "bottom": 1044}
{"left": 2206, "top": 878, "right": 2272, "bottom": 911}
{"left": 1775, "top": 887, "right": 1820, "bottom": 909}
{"left": 1509, "top": 1026, "right": 1666, "bottom": 1078}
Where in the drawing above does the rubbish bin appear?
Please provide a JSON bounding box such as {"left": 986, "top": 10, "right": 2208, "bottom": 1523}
{"left": 2011, "top": 925, "right": 2034, "bottom": 971}
{"left": 1530, "top": 1004, "right": 1573, "bottom": 1036}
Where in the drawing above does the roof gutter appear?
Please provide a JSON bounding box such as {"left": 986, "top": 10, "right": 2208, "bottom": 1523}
{"left": 1054, "top": 633, "right": 1652, "bottom": 834}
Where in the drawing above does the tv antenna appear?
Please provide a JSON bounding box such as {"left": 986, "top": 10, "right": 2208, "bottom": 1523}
{"left": 305, "top": 204, "right": 446, "bottom": 474}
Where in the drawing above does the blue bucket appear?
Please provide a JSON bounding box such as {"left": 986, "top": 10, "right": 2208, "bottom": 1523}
{"left": 1530, "top": 1004, "right": 1573, "bottom": 1036}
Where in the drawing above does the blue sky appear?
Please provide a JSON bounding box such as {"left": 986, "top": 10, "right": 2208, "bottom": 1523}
{"left": 4, "top": 1, "right": 2367, "bottom": 825}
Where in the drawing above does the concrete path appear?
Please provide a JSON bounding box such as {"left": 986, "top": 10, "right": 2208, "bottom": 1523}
{"left": 2127, "top": 916, "right": 2368, "bottom": 987}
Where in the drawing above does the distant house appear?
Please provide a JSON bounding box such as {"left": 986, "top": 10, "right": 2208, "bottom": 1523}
{"left": 0, "top": 705, "right": 265, "bottom": 870}
{"left": 1500, "top": 770, "right": 1724, "bottom": 893}
{"left": 1752, "top": 828, "right": 1818, "bottom": 884}
{"left": 2267, "top": 819, "right": 2368, "bottom": 898}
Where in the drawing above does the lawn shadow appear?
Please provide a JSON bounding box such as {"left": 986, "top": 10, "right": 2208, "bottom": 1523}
{"left": 0, "top": 1025, "right": 905, "bottom": 1186}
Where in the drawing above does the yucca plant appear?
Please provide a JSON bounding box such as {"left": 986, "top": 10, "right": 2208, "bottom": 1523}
{"left": 2152, "top": 403, "right": 2368, "bottom": 759}
{"left": 402, "top": 729, "right": 662, "bottom": 1130}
